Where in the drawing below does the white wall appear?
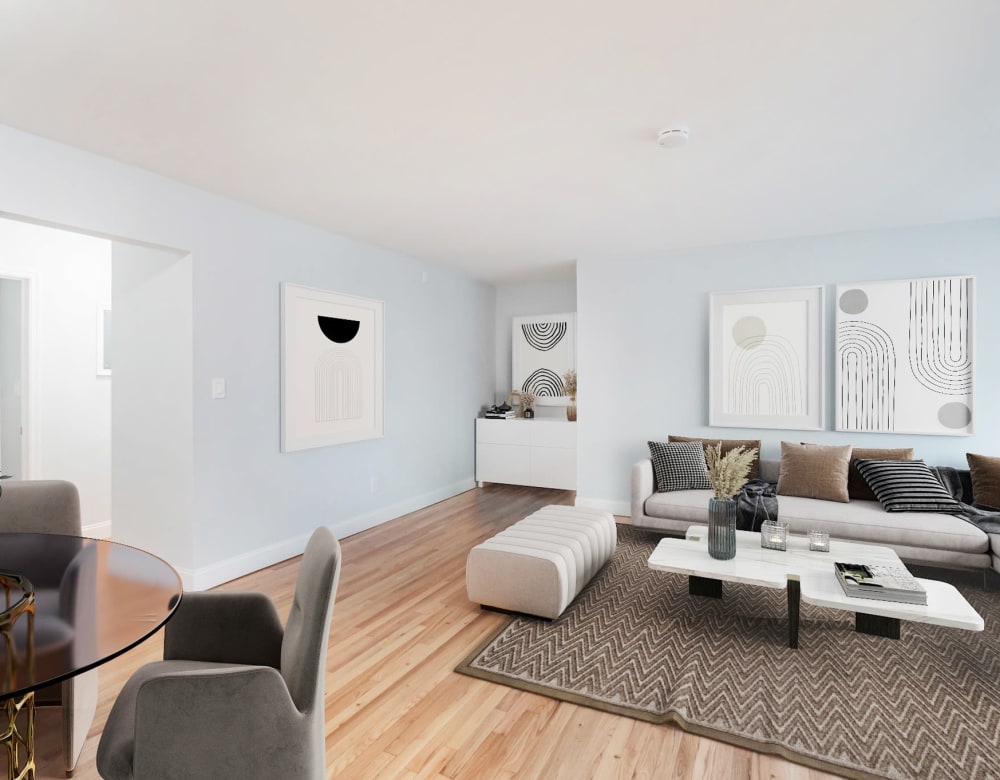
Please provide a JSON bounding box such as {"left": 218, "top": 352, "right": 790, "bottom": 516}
{"left": 0, "top": 124, "right": 495, "bottom": 588}
{"left": 576, "top": 219, "right": 1000, "bottom": 514}
{"left": 111, "top": 242, "right": 194, "bottom": 569}
{"left": 495, "top": 280, "right": 576, "bottom": 418}
{"left": 0, "top": 219, "right": 112, "bottom": 531}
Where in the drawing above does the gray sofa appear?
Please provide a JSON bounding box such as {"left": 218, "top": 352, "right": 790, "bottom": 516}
{"left": 632, "top": 458, "right": 999, "bottom": 575}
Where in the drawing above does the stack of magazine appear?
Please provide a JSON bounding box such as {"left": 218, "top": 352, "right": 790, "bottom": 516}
{"left": 834, "top": 562, "right": 927, "bottom": 605}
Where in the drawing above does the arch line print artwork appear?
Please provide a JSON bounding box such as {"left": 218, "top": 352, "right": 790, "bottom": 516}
{"left": 511, "top": 313, "right": 576, "bottom": 407}
{"left": 709, "top": 286, "right": 824, "bottom": 430}
{"left": 836, "top": 276, "right": 974, "bottom": 436}
{"left": 281, "top": 283, "right": 385, "bottom": 452}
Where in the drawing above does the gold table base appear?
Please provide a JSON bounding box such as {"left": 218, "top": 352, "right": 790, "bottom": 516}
{"left": 1, "top": 692, "right": 33, "bottom": 780}
{"left": 2, "top": 572, "right": 35, "bottom": 780}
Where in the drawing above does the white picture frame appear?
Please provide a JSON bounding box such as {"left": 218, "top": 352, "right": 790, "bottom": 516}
{"left": 280, "top": 283, "right": 385, "bottom": 452}
{"left": 835, "top": 276, "right": 974, "bottom": 435}
{"left": 96, "top": 305, "right": 111, "bottom": 376}
{"left": 511, "top": 313, "right": 576, "bottom": 406}
{"left": 709, "top": 286, "right": 824, "bottom": 430}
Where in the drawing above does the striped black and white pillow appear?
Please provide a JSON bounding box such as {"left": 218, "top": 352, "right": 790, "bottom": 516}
{"left": 854, "top": 459, "right": 962, "bottom": 513}
{"left": 648, "top": 440, "right": 712, "bottom": 492}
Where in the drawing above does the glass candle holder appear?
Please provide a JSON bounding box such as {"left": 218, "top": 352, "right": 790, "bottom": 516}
{"left": 809, "top": 530, "right": 830, "bottom": 552}
{"left": 760, "top": 520, "right": 789, "bottom": 551}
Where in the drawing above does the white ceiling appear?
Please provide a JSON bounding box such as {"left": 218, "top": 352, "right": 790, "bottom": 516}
{"left": 2, "top": 1, "right": 999, "bottom": 283}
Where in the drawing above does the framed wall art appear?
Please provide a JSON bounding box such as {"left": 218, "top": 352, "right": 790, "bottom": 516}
{"left": 709, "top": 286, "right": 824, "bottom": 430}
{"left": 511, "top": 313, "right": 575, "bottom": 406}
{"left": 836, "top": 276, "right": 974, "bottom": 435}
{"left": 280, "top": 283, "right": 384, "bottom": 452}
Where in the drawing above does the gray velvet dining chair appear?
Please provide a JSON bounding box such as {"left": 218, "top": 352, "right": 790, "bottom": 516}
{"left": 0, "top": 479, "right": 98, "bottom": 776}
{"left": 96, "top": 526, "right": 342, "bottom": 780}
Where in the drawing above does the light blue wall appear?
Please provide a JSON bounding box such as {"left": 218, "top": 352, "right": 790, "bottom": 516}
{"left": 0, "top": 124, "right": 495, "bottom": 585}
{"left": 577, "top": 219, "right": 1000, "bottom": 512}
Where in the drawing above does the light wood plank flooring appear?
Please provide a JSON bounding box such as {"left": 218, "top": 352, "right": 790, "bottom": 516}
{"left": 34, "top": 484, "right": 842, "bottom": 779}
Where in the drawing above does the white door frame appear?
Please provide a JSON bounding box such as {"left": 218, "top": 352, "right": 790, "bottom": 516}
{"left": 0, "top": 268, "right": 39, "bottom": 479}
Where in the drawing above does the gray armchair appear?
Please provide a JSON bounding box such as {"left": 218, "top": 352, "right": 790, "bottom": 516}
{"left": 0, "top": 479, "right": 97, "bottom": 776}
{"left": 96, "top": 527, "right": 342, "bottom": 780}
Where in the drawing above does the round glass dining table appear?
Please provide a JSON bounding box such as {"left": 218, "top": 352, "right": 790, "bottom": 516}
{"left": 0, "top": 533, "right": 182, "bottom": 777}
{"left": 0, "top": 533, "right": 183, "bottom": 697}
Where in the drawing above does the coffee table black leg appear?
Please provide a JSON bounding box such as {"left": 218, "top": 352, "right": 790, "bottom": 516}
{"left": 787, "top": 579, "right": 800, "bottom": 649}
{"left": 688, "top": 576, "right": 722, "bottom": 598}
{"left": 856, "top": 613, "right": 901, "bottom": 639}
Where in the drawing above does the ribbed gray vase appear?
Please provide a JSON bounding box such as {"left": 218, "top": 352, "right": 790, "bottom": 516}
{"left": 707, "top": 497, "right": 737, "bottom": 560}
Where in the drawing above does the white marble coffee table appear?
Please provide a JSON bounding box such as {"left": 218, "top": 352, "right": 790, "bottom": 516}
{"left": 647, "top": 526, "right": 984, "bottom": 648}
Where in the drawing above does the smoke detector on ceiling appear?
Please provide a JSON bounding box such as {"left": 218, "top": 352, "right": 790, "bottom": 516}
{"left": 657, "top": 127, "right": 690, "bottom": 148}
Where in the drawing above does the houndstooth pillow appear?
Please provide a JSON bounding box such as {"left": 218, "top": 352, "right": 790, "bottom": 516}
{"left": 648, "top": 440, "right": 712, "bottom": 492}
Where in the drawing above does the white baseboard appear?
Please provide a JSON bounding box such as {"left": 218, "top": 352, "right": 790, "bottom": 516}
{"left": 575, "top": 495, "right": 630, "bottom": 518}
{"left": 83, "top": 521, "right": 112, "bottom": 538}
{"left": 179, "top": 478, "right": 477, "bottom": 591}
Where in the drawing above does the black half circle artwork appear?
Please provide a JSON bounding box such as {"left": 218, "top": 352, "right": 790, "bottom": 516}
{"left": 318, "top": 316, "right": 360, "bottom": 344}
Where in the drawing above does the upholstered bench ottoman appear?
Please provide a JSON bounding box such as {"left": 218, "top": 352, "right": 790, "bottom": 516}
{"left": 466, "top": 505, "right": 617, "bottom": 619}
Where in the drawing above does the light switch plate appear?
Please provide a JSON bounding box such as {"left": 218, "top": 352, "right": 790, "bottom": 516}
{"left": 211, "top": 377, "right": 226, "bottom": 399}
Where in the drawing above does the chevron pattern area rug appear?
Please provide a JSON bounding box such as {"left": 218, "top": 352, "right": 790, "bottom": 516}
{"left": 456, "top": 524, "right": 1000, "bottom": 780}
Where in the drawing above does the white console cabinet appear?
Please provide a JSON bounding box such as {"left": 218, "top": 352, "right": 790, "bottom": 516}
{"left": 475, "top": 418, "right": 577, "bottom": 490}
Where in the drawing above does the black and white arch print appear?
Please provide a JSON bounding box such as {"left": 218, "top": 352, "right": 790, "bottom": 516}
{"left": 520, "top": 322, "right": 567, "bottom": 352}
{"left": 511, "top": 313, "right": 576, "bottom": 408}
{"left": 836, "top": 276, "right": 974, "bottom": 435}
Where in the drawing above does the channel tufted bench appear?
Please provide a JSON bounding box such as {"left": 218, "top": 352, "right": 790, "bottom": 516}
{"left": 466, "top": 504, "right": 617, "bottom": 619}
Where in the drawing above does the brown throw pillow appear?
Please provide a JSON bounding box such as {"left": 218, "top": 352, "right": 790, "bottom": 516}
{"left": 967, "top": 453, "right": 1000, "bottom": 510}
{"left": 668, "top": 435, "right": 761, "bottom": 480}
{"left": 848, "top": 447, "right": 915, "bottom": 501}
{"left": 777, "top": 442, "right": 852, "bottom": 503}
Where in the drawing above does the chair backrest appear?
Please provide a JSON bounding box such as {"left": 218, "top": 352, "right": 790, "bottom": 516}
{"left": 0, "top": 480, "right": 82, "bottom": 534}
{"left": 280, "top": 527, "right": 342, "bottom": 713}
{"left": 0, "top": 480, "right": 83, "bottom": 589}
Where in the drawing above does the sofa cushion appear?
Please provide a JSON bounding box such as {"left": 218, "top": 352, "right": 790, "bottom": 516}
{"left": 777, "top": 442, "right": 852, "bottom": 503}
{"left": 668, "top": 435, "right": 761, "bottom": 480}
{"left": 648, "top": 440, "right": 711, "bottom": 492}
{"left": 967, "top": 452, "right": 1000, "bottom": 510}
{"left": 644, "top": 489, "right": 716, "bottom": 524}
{"left": 848, "top": 447, "right": 914, "bottom": 501}
{"left": 641, "top": 490, "right": 988, "bottom": 555}
{"left": 855, "top": 459, "right": 963, "bottom": 513}
{"left": 775, "top": 495, "right": 989, "bottom": 554}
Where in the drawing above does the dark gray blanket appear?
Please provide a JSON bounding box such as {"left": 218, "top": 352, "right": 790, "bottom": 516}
{"left": 933, "top": 466, "right": 1000, "bottom": 535}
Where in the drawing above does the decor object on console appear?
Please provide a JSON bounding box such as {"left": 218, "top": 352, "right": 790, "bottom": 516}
{"left": 836, "top": 276, "right": 974, "bottom": 435}
{"left": 704, "top": 443, "right": 758, "bottom": 560}
{"left": 512, "top": 313, "right": 575, "bottom": 406}
{"left": 281, "top": 283, "right": 384, "bottom": 452}
{"left": 709, "top": 286, "right": 824, "bottom": 430}
{"left": 563, "top": 369, "right": 577, "bottom": 421}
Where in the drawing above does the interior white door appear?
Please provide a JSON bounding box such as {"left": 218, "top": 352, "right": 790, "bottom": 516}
{"left": 0, "top": 277, "right": 24, "bottom": 478}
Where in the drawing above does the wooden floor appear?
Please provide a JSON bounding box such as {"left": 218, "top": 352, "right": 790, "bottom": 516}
{"left": 35, "top": 485, "right": 842, "bottom": 779}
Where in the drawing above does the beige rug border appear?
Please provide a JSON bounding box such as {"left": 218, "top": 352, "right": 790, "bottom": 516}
{"left": 456, "top": 612, "right": 880, "bottom": 780}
